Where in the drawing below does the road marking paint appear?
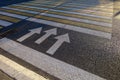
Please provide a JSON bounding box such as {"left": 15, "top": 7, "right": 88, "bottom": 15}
{"left": 66, "top": 3, "right": 113, "bottom": 9}
{"left": 50, "top": 9, "right": 111, "bottom": 19}
{"left": 0, "top": 38, "right": 106, "bottom": 80}
{"left": 0, "top": 8, "right": 35, "bottom": 17}
{"left": 0, "top": 14, "right": 20, "bottom": 23}
{"left": 21, "top": 3, "right": 55, "bottom": 8}
{"left": 0, "top": 11, "right": 28, "bottom": 19}
{"left": 65, "top": 3, "right": 113, "bottom": 8}
{"left": 32, "top": 3, "right": 58, "bottom": 7}
{"left": 21, "top": 1, "right": 60, "bottom": 5}
{"left": 0, "top": 55, "right": 49, "bottom": 80}
{"left": 17, "top": 27, "right": 42, "bottom": 42}
{"left": 57, "top": 7, "right": 113, "bottom": 17}
{"left": 8, "top": 5, "right": 46, "bottom": 13}
{"left": 2, "top": 7, "right": 39, "bottom": 14}
{"left": 0, "top": 20, "right": 12, "bottom": 27}
{"left": 12, "top": 4, "right": 48, "bottom": 10}
{"left": 62, "top": 5, "right": 113, "bottom": 13}
{"left": 27, "top": 18, "right": 111, "bottom": 39}
{"left": 41, "top": 13, "right": 112, "bottom": 27}
{"left": 34, "top": 15, "right": 112, "bottom": 33}
{"left": 47, "top": 33, "right": 70, "bottom": 55}
{"left": 35, "top": 28, "right": 57, "bottom": 44}
{"left": 47, "top": 11, "right": 112, "bottom": 23}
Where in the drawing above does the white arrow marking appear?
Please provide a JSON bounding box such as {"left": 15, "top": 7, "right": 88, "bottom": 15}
{"left": 47, "top": 33, "right": 70, "bottom": 55}
{"left": 17, "top": 27, "right": 42, "bottom": 42}
{"left": 35, "top": 28, "right": 57, "bottom": 44}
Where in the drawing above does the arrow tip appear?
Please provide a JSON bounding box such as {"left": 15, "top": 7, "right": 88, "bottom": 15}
{"left": 29, "top": 27, "right": 42, "bottom": 34}
{"left": 55, "top": 33, "right": 70, "bottom": 43}
{"left": 45, "top": 28, "right": 57, "bottom": 35}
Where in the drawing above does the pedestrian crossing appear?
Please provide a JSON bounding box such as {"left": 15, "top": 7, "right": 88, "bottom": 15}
{"left": 0, "top": 0, "right": 116, "bottom": 80}
{"left": 0, "top": 0, "right": 113, "bottom": 39}
{"left": 27, "top": 1, "right": 113, "bottom": 39}
{"left": 0, "top": 0, "right": 64, "bottom": 31}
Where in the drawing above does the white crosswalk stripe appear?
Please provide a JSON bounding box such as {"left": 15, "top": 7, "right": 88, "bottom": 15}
{"left": 0, "top": 11, "right": 28, "bottom": 19}
{"left": 27, "top": 18, "right": 112, "bottom": 39}
{"left": 0, "top": 20, "right": 13, "bottom": 27}
{"left": 40, "top": 13, "right": 112, "bottom": 27}
{"left": 2, "top": 7, "right": 39, "bottom": 14}
{"left": 0, "top": 38, "right": 106, "bottom": 80}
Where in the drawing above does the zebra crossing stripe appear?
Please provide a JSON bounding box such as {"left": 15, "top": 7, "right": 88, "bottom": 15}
{"left": 16, "top": 3, "right": 58, "bottom": 7}
{"left": 34, "top": 15, "right": 112, "bottom": 33}
{"left": 11, "top": 4, "right": 48, "bottom": 10}
{"left": 2, "top": 7, "right": 39, "bottom": 14}
{"left": 47, "top": 11, "right": 112, "bottom": 23}
{"left": 0, "top": 8, "right": 35, "bottom": 17}
{"left": 8, "top": 5, "right": 46, "bottom": 13}
{"left": 63, "top": 3, "right": 113, "bottom": 9}
{"left": 0, "top": 55, "right": 48, "bottom": 80}
{"left": 0, "top": 11, "right": 28, "bottom": 19}
{"left": 0, "top": 14, "right": 21, "bottom": 23}
{"left": 0, "top": 38, "right": 107, "bottom": 80}
{"left": 62, "top": 5, "right": 113, "bottom": 13}
{"left": 50, "top": 9, "right": 112, "bottom": 19}
{"left": 21, "top": 1, "right": 61, "bottom": 5}
{"left": 40, "top": 13, "right": 112, "bottom": 27}
{"left": 21, "top": 3, "right": 55, "bottom": 8}
{"left": 66, "top": 3, "right": 113, "bottom": 9}
{"left": 57, "top": 7, "right": 113, "bottom": 17}
{"left": 0, "top": 20, "right": 13, "bottom": 27}
{"left": 27, "top": 18, "right": 111, "bottom": 39}
{"left": 74, "top": 10, "right": 113, "bottom": 17}
{"left": 58, "top": 7, "right": 112, "bottom": 17}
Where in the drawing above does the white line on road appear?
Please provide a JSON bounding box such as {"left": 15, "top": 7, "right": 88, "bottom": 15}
{"left": 62, "top": 5, "right": 113, "bottom": 11}
{"left": 17, "top": 27, "right": 42, "bottom": 42}
{"left": 59, "top": 6, "right": 113, "bottom": 15}
{"left": 10, "top": 4, "right": 112, "bottom": 19}
{"left": 50, "top": 9, "right": 112, "bottom": 19}
{"left": 0, "top": 38, "right": 106, "bottom": 80}
{"left": 35, "top": 28, "right": 57, "bottom": 44}
{"left": 0, "top": 55, "right": 48, "bottom": 80}
{"left": 47, "top": 33, "right": 70, "bottom": 55}
{"left": 27, "top": 18, "right": 111, "bottom": 39}
{"left": 41, "top": 13, "right": 112, "bottom": 27}
{"left": 12, "top": 4, "right": 49, "bottom": 10}
{"left": 0, "top": 11, "right": 28, "bottom": 19}
{"left": 2, "top": 7, "right": 39, "bottom": 14}
{"left": 0, "top": 20, "right": 12, "bottom": 27}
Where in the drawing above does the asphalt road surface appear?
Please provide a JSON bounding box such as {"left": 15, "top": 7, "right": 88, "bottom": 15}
{"left": 0, "top": 0, "right": 120, "bottom": 80}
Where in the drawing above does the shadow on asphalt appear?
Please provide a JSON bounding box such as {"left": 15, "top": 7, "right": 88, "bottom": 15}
{"left": 0, "top": 0, "right": 33, "bottom": 7}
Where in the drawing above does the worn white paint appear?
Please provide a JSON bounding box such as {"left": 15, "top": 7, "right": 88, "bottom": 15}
{"left": 0, "top": 38, "right": 106, "bottom": 80}
{"left": 27, "top": 18, "right": 111, "bottom": 39}
{"left": 0, "top": 20, "right": 12, "bottom": 26}
{"left": 35, "top": 28, "right": 57, "bottom": 44}
{"left": 47, "top": 33, "right": 70, "bottom": 55}
{"left": 17, "top": 27, "right": 42, "bottom": 42}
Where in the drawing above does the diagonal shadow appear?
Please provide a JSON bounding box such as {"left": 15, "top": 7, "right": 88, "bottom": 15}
{"left": 0, "top": 0, "right": 33, "bottom": 7}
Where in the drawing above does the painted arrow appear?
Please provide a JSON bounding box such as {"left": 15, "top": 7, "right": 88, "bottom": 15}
{"left": 46, "top": 33, "right": 70, "bottom": 55}
{"left": 17, "top": 27, "right": 42, "bottom": 42}
{"left": 35, "top": 28, "right": 57, "bottom": 44}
